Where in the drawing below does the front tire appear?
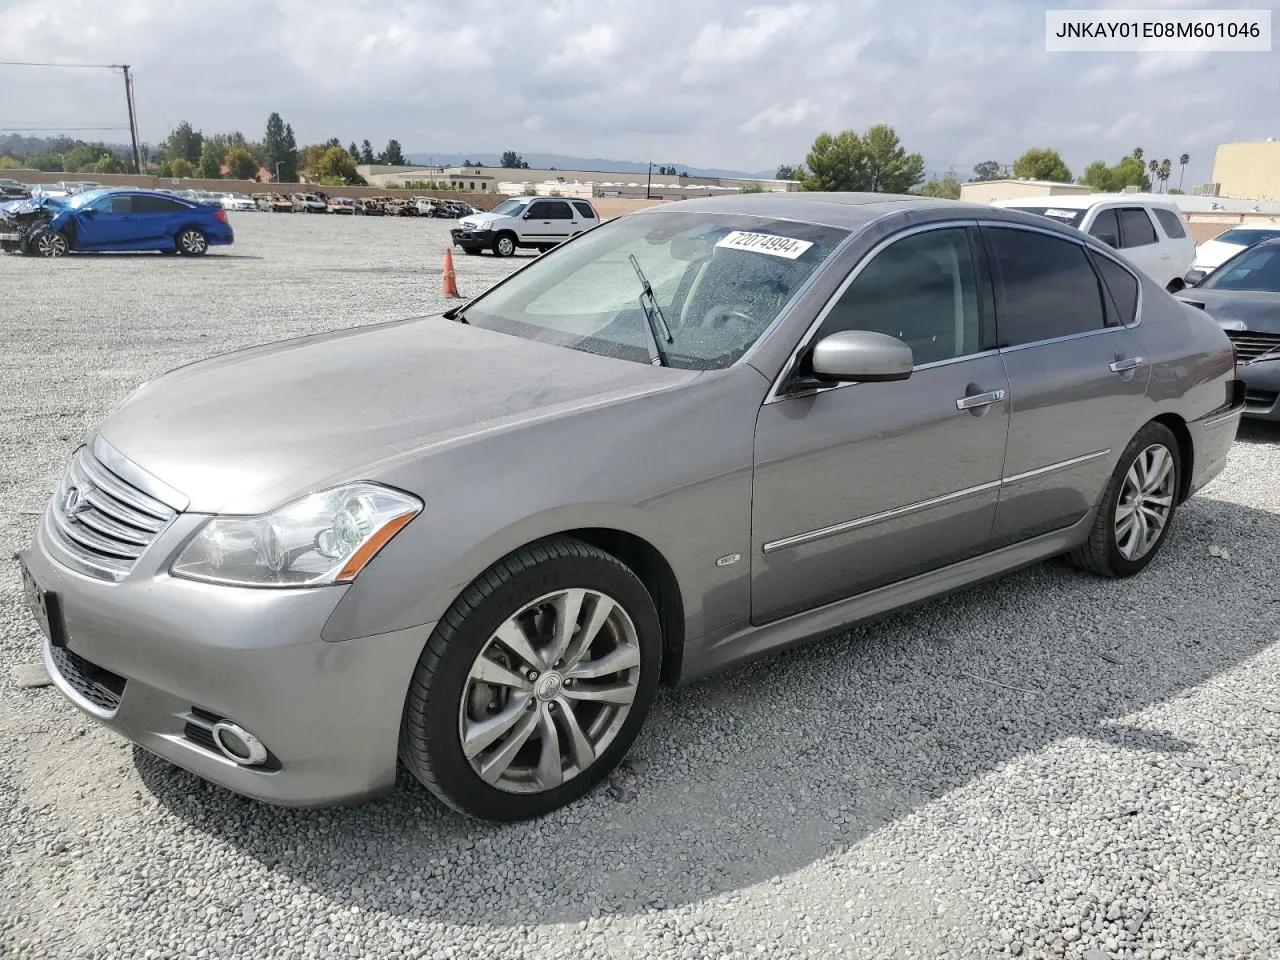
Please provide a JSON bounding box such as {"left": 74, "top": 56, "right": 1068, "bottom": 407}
{"left": 400, "top": 536, "right": 662, "bottom": 822}
{"left": 30, "top": 227, "right": 69, "bottom": 257}
{"left": 1069, "top": 421, "right": 1181, "bottom": 578}
{"left": 177, "top": 228, "right": 208, "bottom": 256}
{"left": 492, "top": 232, "right": 516, "bottom": 258}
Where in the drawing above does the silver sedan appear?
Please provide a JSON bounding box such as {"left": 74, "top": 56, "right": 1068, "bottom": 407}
{"left": 19, "top": 193, "right": 1245, "bottom": 822}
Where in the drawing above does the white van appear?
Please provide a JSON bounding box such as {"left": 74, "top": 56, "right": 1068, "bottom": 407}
{"left": 991, "top": 195, "right": 1195, "bottom": 290}
{"left": 451, "top": 196, "right": 601, "bottom": 257}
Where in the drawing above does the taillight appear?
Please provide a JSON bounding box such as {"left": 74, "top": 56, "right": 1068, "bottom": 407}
{"left": 214, "top": 209, "right": 228, "bottom": 224}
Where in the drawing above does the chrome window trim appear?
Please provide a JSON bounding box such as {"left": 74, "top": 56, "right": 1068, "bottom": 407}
{"left": 762, "top": 448, "right": 1114, "bottom": 555}
{"left": 763, "top": 219, "right": 984, "bottom": 405}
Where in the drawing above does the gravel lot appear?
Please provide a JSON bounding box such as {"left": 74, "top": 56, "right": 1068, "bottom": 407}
{"left": 2, "top": 212, "right": 1279, "bottom": 960}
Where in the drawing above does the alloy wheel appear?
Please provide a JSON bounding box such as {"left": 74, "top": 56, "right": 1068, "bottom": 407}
{"left": 496, "top": 236, "right": 515, "bottom": 257}
{"left": 1114, "top": 443, "right": 1175, "bottom": 561}
{"left": 458, "top": 588, "right": 642, "bottom": 794}
{"left": 36, "top": 233, "right": 67, "bottom": 257}
{"left": 179, "top": 230, "right": 207, "bottom": 255}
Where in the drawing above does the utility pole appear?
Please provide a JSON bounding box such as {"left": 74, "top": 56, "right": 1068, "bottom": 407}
{"left": 121, "top": 64, "right": 142, "bottom": 173}
{"left": 646, "top": 161, "right": 652, "bottom": 200}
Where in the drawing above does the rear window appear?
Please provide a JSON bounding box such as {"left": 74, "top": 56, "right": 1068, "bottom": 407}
{"left": 1151, "top": 207, "right": 1187, "bottom": 239}
{"left": 1006, "top": 206, "right": 1086, "bottom": 228}
{"left": 1215, "top": 228, "right": 1280, "bottom": 246}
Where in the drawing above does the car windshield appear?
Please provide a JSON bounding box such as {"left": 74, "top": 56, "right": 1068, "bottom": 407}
{"left": 489, "top": 198, "right": 530, "bottom": 217}
{"left": 1202, "top": 244, "right": 1280, "bottom": 293}
{"left": 1214, "top": 228, "right": 1280, "bottom": 246}
{"left": 1006, "top": 206, "right": 1087, "bottom": 228}
{"left": 67, "top": 190, "right": 108, "bottom": 209}
{"left": 460, "top": 211, "right": 850, "bottom": 370}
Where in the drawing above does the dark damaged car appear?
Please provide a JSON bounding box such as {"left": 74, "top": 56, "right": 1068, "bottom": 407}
{"left": 1178, "top": 237, "right": 1280, "bottom": 420}
{"left": 0, "top": 188, "right": 234, "bottom": 258}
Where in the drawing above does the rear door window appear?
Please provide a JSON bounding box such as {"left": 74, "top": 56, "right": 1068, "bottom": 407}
{"left": 1117, "top": 208, "right": 1158, "bottom": 248}
{"left": 1089, "top": 251, "right": 1140, "bottom": 326}
{"left": 1151, "top": 207, "right": 1187, "bottom": 239}
{"left": 571, "top": 201, "right": 596, "bottom": 219}
{"left": 987, "top": 227, "right": 1108, "bottom": 345}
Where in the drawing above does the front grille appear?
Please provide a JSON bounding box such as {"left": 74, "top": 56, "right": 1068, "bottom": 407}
{"left": 44, "top": 446, "right": 177, "bottom": 581}
{"left": 183, "top": 707, "right": 222, "bottom": 753}
{"left": 1225, "top": 330, "right": 1280, "bottom": 364}
{"left": 49, "top": 645, "right": 126, "bottom": 712}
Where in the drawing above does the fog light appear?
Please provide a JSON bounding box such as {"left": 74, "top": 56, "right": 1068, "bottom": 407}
{"left": 210, "top": 721, "right": 269, "bottom": 767}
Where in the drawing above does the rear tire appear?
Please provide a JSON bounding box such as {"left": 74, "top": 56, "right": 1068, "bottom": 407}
{"left": 1069, "top": 421, "right": 1182, "bottom": 578}
{"left": 399, "top": 536, "right": 662, "bottom": 822}
{"left": 177, "top": 228, "right": 208, "bottom": 256}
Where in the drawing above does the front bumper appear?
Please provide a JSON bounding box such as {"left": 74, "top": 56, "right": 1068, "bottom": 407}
{"left": 451, "top": 227, "right": 493, "bottom": 248}
{"left": 1237, "top": 357, "right": 1280, "bottom": 421}
{"left": 19, "top": 516, "right": 431, "bottom": 807}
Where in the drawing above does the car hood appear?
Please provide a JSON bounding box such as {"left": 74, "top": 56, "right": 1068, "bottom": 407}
{"left": 97, "top": 317, "right": 694, "bottom": 514}
{"left": 459, "top": 212, "right": 503, "bottom": 227}
{"left": 1177, "top": 288, "right": 1280, "bottom": 333}
{"left": 1192, "top": 239, "right": 1244, "bottom": 269}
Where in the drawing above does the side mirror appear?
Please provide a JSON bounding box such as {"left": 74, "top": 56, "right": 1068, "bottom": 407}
{"left": 1094, "top": 232, "right": 1118, "bottom": 248}
{"left": 1183, "top": 268, "right": 1208, "bottom": 287}
{"left": 807, "top": 330, "right": 914, "bottom": 384}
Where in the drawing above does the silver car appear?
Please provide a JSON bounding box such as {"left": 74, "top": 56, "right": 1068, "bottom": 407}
{"left": 18, "top": 193, "right": 1245, "bottom": 822}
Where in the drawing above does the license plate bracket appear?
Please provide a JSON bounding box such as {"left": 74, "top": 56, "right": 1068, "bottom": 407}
{"left": 18, "top": 554, "right": 68, "bottom": 648}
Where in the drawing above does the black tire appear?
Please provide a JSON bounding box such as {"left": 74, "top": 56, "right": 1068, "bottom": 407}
{"left": 492, "top": 232, "right": 517, "bottom": 258}
{"left": 399, "top": 535, "right": 662, "bottom": 822}
{"left": 28, "top": 226, "right": 70, "bottom": 257}
{"left": 1069, "top": 421, "right": 1182, "bottom": 578}
{"left": 176, "top": 228, "right": 208, "bottom": 256}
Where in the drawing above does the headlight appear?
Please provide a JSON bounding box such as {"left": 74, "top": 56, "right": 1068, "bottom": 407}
{"left": 171, "top": 482, "right": 422, "bottom": 588}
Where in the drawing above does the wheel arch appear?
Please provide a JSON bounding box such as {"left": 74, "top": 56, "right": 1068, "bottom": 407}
{"left": 1149, "top": 412, "right": 1194, "bottom": 504}
{"left": 561, "top": 527, "right": 686, "bottom": 686}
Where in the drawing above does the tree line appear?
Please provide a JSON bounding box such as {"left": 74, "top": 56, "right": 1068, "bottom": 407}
{"left": 772, "top": 130, "right": 1193, "bottom": 200}
{"left": 0, "top": 115, "right": 416, "bottom": 187}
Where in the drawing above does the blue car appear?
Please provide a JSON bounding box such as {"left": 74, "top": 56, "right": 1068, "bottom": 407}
{"left": 0, "top": 188, "right": 234, "bottom": 257}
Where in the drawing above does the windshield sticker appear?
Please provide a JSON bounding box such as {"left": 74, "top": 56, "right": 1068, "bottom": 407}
{"left": 1043, "top": 209, "right": 1078, "bottom": 219}
{"left": 715, "top": 230, "right": 814, "bottom": 259}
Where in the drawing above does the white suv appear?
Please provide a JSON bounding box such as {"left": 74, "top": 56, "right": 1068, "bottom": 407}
{"left": 991, "top": 195, "right": 1195, "bottom": 290}
{"left": 451, "top": 196, "right": 600, "bottom": 257}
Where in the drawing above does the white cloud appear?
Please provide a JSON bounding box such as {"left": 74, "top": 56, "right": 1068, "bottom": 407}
{"left": 0, "top": 0, "right": 1270, "bottom": 186}
{"left": 739, "top": 99, "right": 819, "bottom": 134}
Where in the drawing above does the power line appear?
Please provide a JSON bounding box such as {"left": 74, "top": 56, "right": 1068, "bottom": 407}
{"left": 0, "top": 125, "right": 130, "bottom": 131}
{"left": 0, "top": 60, "right": 123, "bottom": 69}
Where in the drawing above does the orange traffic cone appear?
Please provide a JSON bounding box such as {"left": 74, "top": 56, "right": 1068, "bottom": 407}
{"left": 442, "top": 248, "right": 461, "bottom": 298}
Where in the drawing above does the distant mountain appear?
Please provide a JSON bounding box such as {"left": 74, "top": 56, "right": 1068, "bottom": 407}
{"left": 404, "top": 151, "right": 769, "bottom": 180}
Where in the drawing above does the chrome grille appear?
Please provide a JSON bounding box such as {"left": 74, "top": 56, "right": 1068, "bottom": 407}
{"left": 1224, "top": 329, "right": 1280, "bottom": 364}
{"left": 44, "top": 445, "right": 178, "bottom": 581}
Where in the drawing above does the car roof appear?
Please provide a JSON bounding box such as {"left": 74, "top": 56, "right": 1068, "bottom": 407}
{"left": 991, "top": 193, "right": 1180, "bottom": 211}
{"left": 627, "top": 191, "right": 1050, "bottom": 231}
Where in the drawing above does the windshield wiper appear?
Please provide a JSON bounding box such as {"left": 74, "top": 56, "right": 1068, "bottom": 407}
{"left": 628, "top": 254, "right": 673, "bottom": 367}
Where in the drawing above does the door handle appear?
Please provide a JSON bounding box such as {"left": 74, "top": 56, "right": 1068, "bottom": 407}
{"left": 1109, "top": 356, "right": 1147, "bottom": 373}
{"left": 955, "top": 389, "right": 1006, "bottom": 410}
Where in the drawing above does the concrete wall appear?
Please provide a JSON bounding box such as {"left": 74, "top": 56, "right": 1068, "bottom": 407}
{"left": 1211, "top": 141, "right": 1280, "bottom": 201}
{"left": 959, "top": 180, "right": 1092, "bottom": 203}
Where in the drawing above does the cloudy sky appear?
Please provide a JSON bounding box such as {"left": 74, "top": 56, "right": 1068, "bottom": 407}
{"left": 1, "top": 0, "right": 1275, "bottom": 182}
